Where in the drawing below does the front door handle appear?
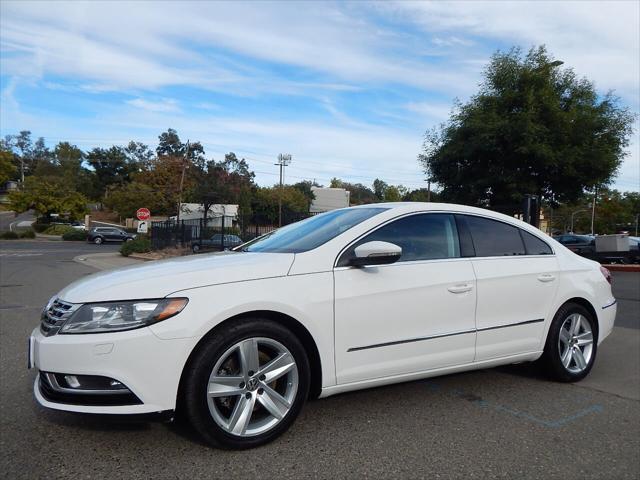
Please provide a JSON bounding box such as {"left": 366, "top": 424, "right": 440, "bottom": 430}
{"left": 537, "top": 273, "right": 556, "bottom": 283}
{"left": 448, "top": 283, "right": 473, "bottom": 294}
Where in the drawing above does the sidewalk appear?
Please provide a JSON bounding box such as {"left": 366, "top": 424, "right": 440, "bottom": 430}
{"left": 73, "top": 252, "right": 144, "bottom": 271}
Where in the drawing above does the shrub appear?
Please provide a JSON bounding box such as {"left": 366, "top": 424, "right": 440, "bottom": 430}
{"left": 32, "top": 223, "right": 49, "bottom": 233}
{"left": 120, "top": 236, "right": 151, "bottom": 257}
{"left": 43, "top": 225, "right": 75, "bottom": 235}
{"left": 19, "top": 229, "right": 36, "bottom": 239}
{"left": 0, "top": 231, "right": 19, "bottom": 239}
{"left": 62, "top": 229, "right": 88, "bottom": 241}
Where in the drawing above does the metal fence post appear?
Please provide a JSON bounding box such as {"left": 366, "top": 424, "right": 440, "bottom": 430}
{"left": 221, "top": 215, "right": 225, "bottom": 250}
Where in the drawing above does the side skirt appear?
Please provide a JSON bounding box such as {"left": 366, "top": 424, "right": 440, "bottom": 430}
{"left": 318, "top": 351, "right": 542, "bottom": 399}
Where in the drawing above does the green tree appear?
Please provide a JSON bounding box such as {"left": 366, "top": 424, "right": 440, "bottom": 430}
{"left": 373, "top": 178, "right": 388, "bottom": 201}
{"left": 251, "top": 186, "right": 308, "bottom": 223}
{"left": 156, "top": 128, "right": 205, "bottom": 164}
{"left": 383, "top": 185, "right": 407, "bottom": 202}
{"left": 291, "top": 180, "right": 319, "bottom": 207}
{"left": 420, "top": 46, "right": 635, "bottom": 213}
{"left": 87, "top": 146, "right": 135, "bottom": 197}
{"left": 188, "top": 153, "right": 256, "bottom": 222}
{"left": 104, "top": 182, "right": 160, "bottom": 219}
{"left": 8, "top": 176, "right": 88, "bottom": 220}
{"left": 0, "top": 150, "right": 16, "bottom": 184}
{"left": 328, "top": 178, "right": 376, "bottom": 205}
{"left": 403, "top": 188, "right": 439, "bottom": 202}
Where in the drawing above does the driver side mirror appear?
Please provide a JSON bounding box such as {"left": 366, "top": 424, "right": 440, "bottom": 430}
{"left": 349, "top": 241, "right": 402, "bottom": 267}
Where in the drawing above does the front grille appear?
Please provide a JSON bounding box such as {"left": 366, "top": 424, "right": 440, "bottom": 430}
{"left": 40, "top": 299, "right": 80, "bottom": 336}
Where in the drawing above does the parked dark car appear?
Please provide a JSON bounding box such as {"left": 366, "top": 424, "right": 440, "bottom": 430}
{"left": 192, "top": 234, "right": 243, "bottom": 253}
{"left": 87, "top": 227, "right": 136, "bottom": 245}
{"left": 554, "top": 234, "right": 596, "bottom": 254}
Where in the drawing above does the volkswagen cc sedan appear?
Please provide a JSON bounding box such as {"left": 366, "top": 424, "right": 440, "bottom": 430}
{"left": 29, "top": 203, "right": 616, "bottom": 449}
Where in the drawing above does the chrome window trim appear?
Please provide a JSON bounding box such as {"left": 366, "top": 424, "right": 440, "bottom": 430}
{"left": 333, "top": 209, "right": 555, "bottom": 269}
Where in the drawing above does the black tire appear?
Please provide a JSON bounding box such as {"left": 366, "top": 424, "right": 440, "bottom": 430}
{"left": 192, "top": 244, "right": 200, "bottom": 253}
{"left": 93, "top": 237, "right": 103, "bottom": 245}
{"left": 182, "top": 318, "right": 310, "bottom": 449}
{"left": 540, "top": 302, "right": 598, "bottom": 382}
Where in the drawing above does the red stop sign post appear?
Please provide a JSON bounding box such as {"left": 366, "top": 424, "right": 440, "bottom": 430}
{"left": 136, "top": 208, "right": 151, "bottom": 221}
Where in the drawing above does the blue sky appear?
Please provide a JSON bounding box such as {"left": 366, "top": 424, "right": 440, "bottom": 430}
{"left": 1, "top": 0, "right": 638, "bottom": 192}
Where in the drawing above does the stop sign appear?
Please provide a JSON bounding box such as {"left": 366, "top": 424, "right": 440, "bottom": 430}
{"left": 136, "top": 208, "right": 151, "bottom": 221}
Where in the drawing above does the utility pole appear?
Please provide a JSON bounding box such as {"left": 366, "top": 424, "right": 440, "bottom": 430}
{"left": 176, "top": 140, "right": 190, "bottom": 224}
{"left": 570, "top": 209, "right": 589, "bottom": 233}
{"left": 590, "top": 185, "right": 598, "bottom": 236}
{"left": 275, "top": 154, "right": 292, "bottom": 227}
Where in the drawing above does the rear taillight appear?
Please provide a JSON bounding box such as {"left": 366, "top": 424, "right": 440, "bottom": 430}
{"left": 600, "top": 266, "right": 612, "bottom": 285}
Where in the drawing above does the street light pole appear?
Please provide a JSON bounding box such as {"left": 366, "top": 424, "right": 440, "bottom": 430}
{"left": 590, "top": 186, "right": 598, "bottom": 236}
{"left": 176, "top": 140, "right": 190, "bottom": 224}
{"left": 275, "top": 154, "right": 292, "bottom": 227}
{"left": 570, "top": 209, "right": 589, "bottom": 233}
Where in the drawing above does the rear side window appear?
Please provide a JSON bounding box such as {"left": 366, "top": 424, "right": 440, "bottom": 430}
{"left": 520, "top": 230, "right": 553, "bottom": 255}
{"left": 338, "top": 213, "right": 460, "bottom": 266}
{"left": 462, "top": 215, "right": 525, "bottom": 257}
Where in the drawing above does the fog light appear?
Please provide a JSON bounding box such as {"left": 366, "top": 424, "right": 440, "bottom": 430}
{"left": 64, "top": 375, "right": 80, "bottom": 388}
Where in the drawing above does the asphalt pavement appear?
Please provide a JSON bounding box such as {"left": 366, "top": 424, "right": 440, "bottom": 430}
{"left": 1, "top": 240, "right": 638, "bottom": 479}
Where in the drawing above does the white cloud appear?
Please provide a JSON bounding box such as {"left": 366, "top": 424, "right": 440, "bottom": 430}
{"left": 1, "top": 0, "right": 637, "bottom": 191}
{"left": 0, "top": 1, "right": 477, "bottom": 95}
{"left": 126, "top": 98, "right": 180, "bottom": 113}
{"left": 384, "top": 0, "right": 640, "bottom": 102}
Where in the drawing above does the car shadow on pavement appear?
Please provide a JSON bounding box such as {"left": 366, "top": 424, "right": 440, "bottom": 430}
{"left": 36, "top": 406, "right": 160, "bottom": 433}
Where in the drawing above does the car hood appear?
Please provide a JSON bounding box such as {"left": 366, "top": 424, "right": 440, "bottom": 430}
{"left": 57, "top": 252, "right": 295, "bottom": 304}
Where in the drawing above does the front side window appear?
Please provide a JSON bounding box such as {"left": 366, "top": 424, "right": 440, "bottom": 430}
{"left": 243, "top": 207, "right": 387, "bottom": 254}
{"left": 338, "top": 213, "right": 460, "bottom": 266}
{"left": 462, "top": 215, "right": 525, "bottom": 256}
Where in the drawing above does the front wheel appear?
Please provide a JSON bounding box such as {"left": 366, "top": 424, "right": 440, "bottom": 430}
{"left": 182, "top": 318, "right": 310, "bottom": 449}
{"left": 93, "top": 237, "right": 103, "bottom": 245}
{"left": 192, "top": 244, "right": 200, "bottom": 253}
{"left": 541, "top": 303, "right": 597, "bottom": 382}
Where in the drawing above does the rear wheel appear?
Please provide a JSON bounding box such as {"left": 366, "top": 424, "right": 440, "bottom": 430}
{"left": 192, "top": 244, "right": 200, "bottom": 253}
{"left": 541, "top": 303, "right": 597, "bottom": 382}
{"left": 93, "top": 237, "right": 103, "bottom": 245}
{"left": 183, "top": 318, "right": 310, "bottom": 449}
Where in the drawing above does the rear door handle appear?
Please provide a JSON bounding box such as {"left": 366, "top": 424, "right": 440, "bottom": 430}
{"left": 448, "top": 283, "right": 473, "bottom": 294}
{"left": 537, "top": 274, "right": 556, "bottom": 282}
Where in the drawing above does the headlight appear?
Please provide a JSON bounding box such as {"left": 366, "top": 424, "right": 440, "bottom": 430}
{"left": 59, "top": 298, "right": 188, "bottom": 334}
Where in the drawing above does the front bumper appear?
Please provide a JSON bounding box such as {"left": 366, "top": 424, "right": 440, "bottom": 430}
{"left": 30, "top": 326, "right": 195, "bottom": 414}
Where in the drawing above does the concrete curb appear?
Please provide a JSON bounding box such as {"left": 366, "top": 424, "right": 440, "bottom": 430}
{"left": 35, "top": 234, "right": 63, "bottom": 241}
{"left": 603, "top": 264, "right": 640, "bottom": 272}
{"left": 73, "top": 252, "right": 144, "bottom": 271}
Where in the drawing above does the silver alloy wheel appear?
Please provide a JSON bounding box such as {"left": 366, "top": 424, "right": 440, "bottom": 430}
{"left": 206, "top": 337, "right": 299, "bottom": 437}
{"left": 557, "top": 313, "right": 594, "bottom": 374}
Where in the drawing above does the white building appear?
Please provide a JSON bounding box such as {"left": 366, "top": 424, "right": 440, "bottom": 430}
{"left": 310, "top": 187, "right": 350, "bottom": 213}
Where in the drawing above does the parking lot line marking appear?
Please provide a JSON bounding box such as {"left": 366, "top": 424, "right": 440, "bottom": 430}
{"left": 424, "top": 381, "right": 603, "bottom": 428}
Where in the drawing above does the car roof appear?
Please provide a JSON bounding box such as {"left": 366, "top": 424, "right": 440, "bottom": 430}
{"left": 348, "top": 202, "right": 524, "bottom": 224}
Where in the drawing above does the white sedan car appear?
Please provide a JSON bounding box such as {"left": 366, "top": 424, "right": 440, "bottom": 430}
{"left": 29, "top": 203, "right": 616, "bottom": 449}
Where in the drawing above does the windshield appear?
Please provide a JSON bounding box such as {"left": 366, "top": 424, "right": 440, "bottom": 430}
{"left": 242, "top": 207, "right": 387, "bottom": 253}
